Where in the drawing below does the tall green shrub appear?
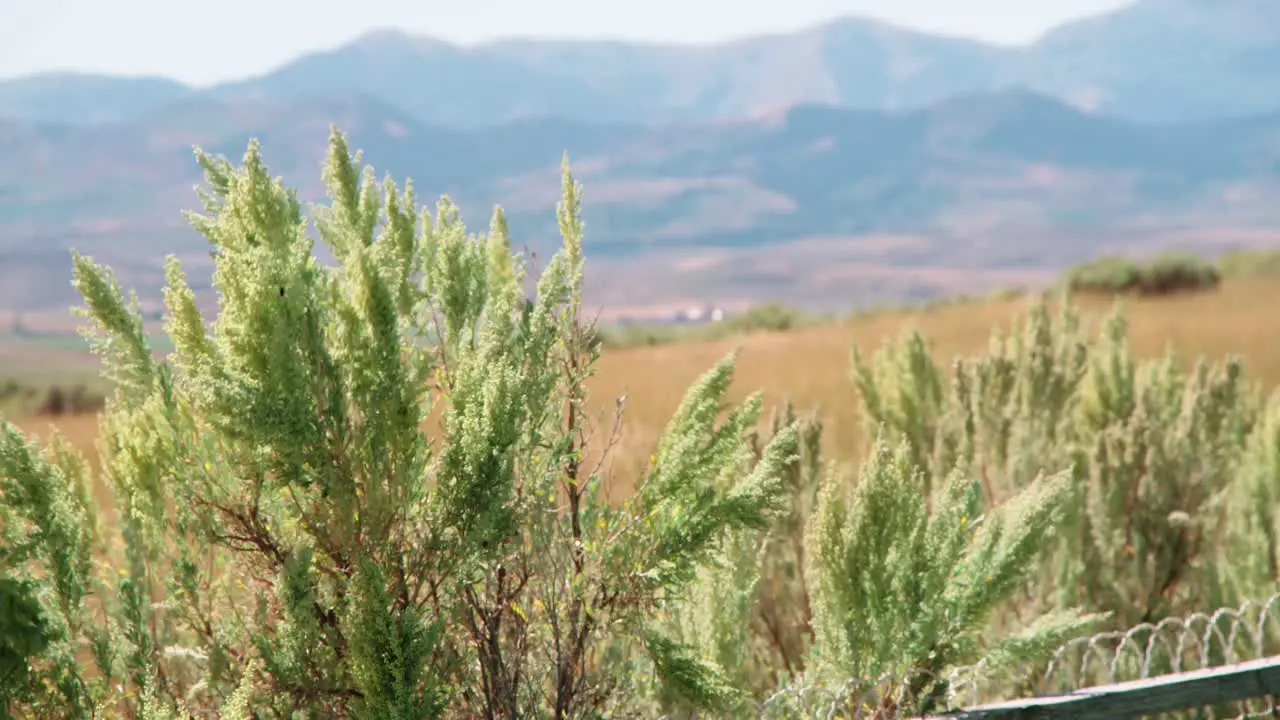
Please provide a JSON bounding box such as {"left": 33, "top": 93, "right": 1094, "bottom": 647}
{"left": 1071, "top": 314, "right": 1254, "bottom": 625}
{"left": 0, "top": 130, "right": 800, "bottom": 719}
{"left": 851, "top": 294, "right": 1259, "bottom": 632}
{"left": 659, "top": 402, "right": 825, "bottom": 716}
{"left": 801, "top": 436, "right": 1101, "bottom": 716}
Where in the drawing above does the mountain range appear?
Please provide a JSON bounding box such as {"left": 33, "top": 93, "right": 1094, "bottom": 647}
{"left": 9, "top": 0, "right": 1280, "bottom": 127}
{"left": 4, "top": 0, "right": 1280, "bottom": 323}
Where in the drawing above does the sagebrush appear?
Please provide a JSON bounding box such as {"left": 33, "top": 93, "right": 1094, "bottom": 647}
{"left": 1064, "top": 252, "right": 1221, "bottom": 296}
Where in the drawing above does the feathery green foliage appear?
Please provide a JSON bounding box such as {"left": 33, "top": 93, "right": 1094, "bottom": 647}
{"left": 1064, "top": 253, "right": 1221, "bottom": 296}
{"left": 0, "top": 131, "right": 802, "bottom": 718}
{"left": 850, "top": 293, "right": 1268, "bottom": 631}
{"left": 804, "top": 437, "right": 1102, "bottom": 714}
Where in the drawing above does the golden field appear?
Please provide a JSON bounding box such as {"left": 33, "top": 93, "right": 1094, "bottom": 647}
{"left": 9, "top": 275, "right": 1280, "bottom": 505}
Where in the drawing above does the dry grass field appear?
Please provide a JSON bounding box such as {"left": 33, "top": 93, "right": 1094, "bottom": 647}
{"left": 9, "top": 275, "right": 1280, "bottom": 506}
{"left": 582, "top": 276, "right": 1280, "bottom": 493}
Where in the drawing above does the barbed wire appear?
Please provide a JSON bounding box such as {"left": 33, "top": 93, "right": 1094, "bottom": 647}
{"left": 657, "top": 588, "right": 1280, "bottom": 719}
{"left": 1035, "top": 591, "right": 1280, "bottom": 691}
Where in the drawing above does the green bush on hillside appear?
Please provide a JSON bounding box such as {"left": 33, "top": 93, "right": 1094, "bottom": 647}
{"left": 0, "top": 379, "right": 105, "bottom": 416}
{"left": 1064, "top": 256, "right": 1142, "bottom": 295}
{"left": 722, "top": 302, "right": 807, "bottom": 333}
{"left": 1218, "top": 248, "right": 1280, "bottom": 279}
{"left": 1064, "top": 252, "right": 1221, "bottom": 296}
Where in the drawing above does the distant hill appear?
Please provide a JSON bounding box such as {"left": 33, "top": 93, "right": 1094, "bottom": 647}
{"left": 1014, "top": 0, "right": 1280, "bottom": 121}
{"left": 4, "top": 0, "right": 1280, "bottom": 127}
{"left": 0, "top": 73, "right": 192, "bottom": 125}
{"left": 6, "top": 0, "right": 1280, "bottom": 318}
{"left": 4, "top": 88, "right": 1280, "bottom": 318}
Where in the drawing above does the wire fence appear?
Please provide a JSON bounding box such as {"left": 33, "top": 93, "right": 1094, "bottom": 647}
{"left": 684, "top": 588, "right": 1280, "bottom": 719}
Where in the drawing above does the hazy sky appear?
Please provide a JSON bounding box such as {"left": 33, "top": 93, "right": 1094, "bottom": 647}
{"left": 1, "top": 0, "right": 1131, "bottom": 86}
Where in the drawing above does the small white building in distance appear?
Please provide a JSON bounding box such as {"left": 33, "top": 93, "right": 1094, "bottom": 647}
{"left": 672, "top": 305, "right": 725, "bottom": 324}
